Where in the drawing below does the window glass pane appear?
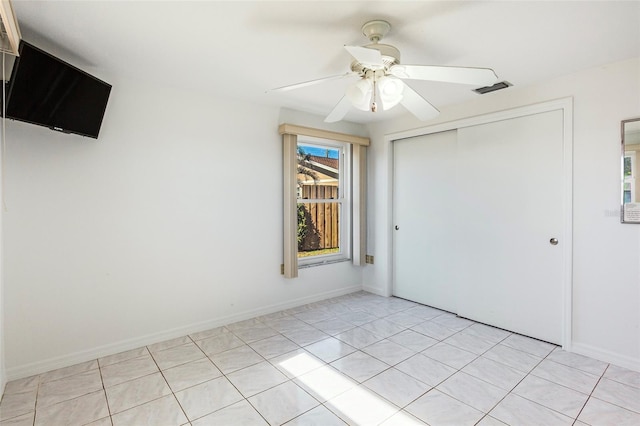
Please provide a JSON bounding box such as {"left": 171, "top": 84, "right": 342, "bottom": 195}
{"left": 297, "top": 144, "right": 340, "bottom": 198}
{"left": 297, "top": 201, "right": 341, "bottom": 258}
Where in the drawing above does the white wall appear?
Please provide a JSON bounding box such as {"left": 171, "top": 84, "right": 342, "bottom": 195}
{"left": 365, "top": 57, "right": 640, "bottom": 371}
{"left": 3, "top": 77, "right": 366, "bottom": 379}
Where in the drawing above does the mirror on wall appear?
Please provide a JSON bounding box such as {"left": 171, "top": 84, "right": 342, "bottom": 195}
{"left": 622, "top": 118, "right": 640, "bottom": 223}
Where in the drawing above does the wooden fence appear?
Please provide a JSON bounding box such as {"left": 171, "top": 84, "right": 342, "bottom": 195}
{"left": 299, "top": 185, "right": 339, "bottom": 251}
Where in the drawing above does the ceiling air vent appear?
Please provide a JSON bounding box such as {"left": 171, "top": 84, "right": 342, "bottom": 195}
{"left": 473, "top": 81, "right": 512, "bottom": 95}
{"left": 0, "top": 0, "right": 21, "bottom": 56}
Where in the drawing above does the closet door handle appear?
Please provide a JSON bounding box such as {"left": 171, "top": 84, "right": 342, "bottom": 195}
{"left": 549, "top": 238, "right": 558, "bottom": 245}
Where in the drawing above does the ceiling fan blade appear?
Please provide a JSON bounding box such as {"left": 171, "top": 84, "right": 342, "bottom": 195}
{"left": 390, "top": 64, "right": 498, "bottom": 86}
{"left": 344, "top": 45, "right": 383, "bottom": 67}
{"left": 400, "top": 84, "right": 440, "bottom": 121}
{"left": 324, "top": 96, "right": 352, "bottom": 123}
{"left": 269, "top": 72, "right": 355, "bottom": 92}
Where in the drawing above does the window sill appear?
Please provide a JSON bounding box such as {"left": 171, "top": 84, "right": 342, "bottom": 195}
{"left": 298, "top": 257, "right": 352, "bottom": 269}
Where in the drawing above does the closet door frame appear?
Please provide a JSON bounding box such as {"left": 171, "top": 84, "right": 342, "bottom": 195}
{"left": 385, "top": 97, "right": 574, "bottom": 350}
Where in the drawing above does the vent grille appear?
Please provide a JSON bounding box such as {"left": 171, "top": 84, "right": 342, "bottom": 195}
{"left": 473, "top": 81, "right": 512, "bottom": 95}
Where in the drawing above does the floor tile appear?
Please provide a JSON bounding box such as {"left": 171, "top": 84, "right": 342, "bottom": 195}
{"left": 282, "top": 327, "right": 329, "bottom": 347}
{"left": 460, "top": 323, "right": 511, "bottom": 344}
{"left": 304, "top": 337, "right": 357, "bottom": 363}
{"left": 513, "top": 374, "right": 589, "bottom": 418}
{"left": 591, "top": 377, "right": 640, "bottom": 413}
{"left": 501, "top": 334, "right": 557, "bottom": 357}
{"left": 604, "top": 364, "right": 640, "bottom": 389}
{"left": 482, "top": 344, "right": 542, "bottom": 373}
{"left": 285, "top": 405, "right": 346, "bottom": 425}
{"left": 489, "top": 394, "right": 573, "bottom": 426}
{"left": 395, "top": 354, "right": 456, "bottom": 387}
{"left": 362, "top": 339, "right": 415, "bottom": 365}
{"left": 359, "top": 319, "right": 405, "bottom": 338}
{"left": 148, "top": 335, "right": 192, "bottom": 353}
{"left": 406, "top": 389, "right": 484, "bottom": 426}
{"left": 0, "top": 413, "right": 35, "bottom": 426}
{"left": 227, "top": 361, "right": 288, "bottom": 397}
{"left": 338, "top": 311, "right": 378, "bottom": 326}
{"left": 191, "top": 399, "right": 268, "bottom": 426}
{"left": 294, "top": 365, "right": 357, "bottom": 402}
{"left": 330, "top": 351, "right": 389, "bottom": 383}
{"left": 422, "top": 342, "right": 477, "bottom": 369}
{"left": 0, "top": 389, "right": 37, "bottom": 422}
{"left": 100, "top": 354, "right": 159, "bottom": 387}
{"left": 379, "top": 410, "right": 427, "bottom": 425}
{"left": 85, "top": 417, "right": 112, "bottom": 426}
{"left": 546, "top": 349, "right": 608, "bottom": 376}
{"left": 98, "top": 347, "right": 149, "bottom": 367}
{"left": 475, "top": 415, "right": 508, "bottom": 425}
{"left": 162, "top": 358, "right": 222, "bottom": 392}
{"left": 195, "top": 333, "right": 245, "bottom": 356}
{"left": 34, "top": 390, "right": 108, "bottom": 426}
{"left": 262, "top": 317, "right": 310, "bottom": 333}
{"left": 249, "top": 334, "right": 299, "bottom": 359}
{"left": 462, "top": 356, "right": 527, "bottom": 390}
{"left": 437, "top": 371, "right": 507, "bottom": 412}
{"left": 227, "top": 318, "right": 264, "bottom": 331}
{"left": 577, "top": 396, "right": 640, "bottom": 426}
{"left": 39, "top": 360, "right": 99, "bottom": 384}
{"left": 189, "top": 326, "right": 230, "bottom": 342}
{"left": 151, "top": 342, "right": 205, "bottom": 370}
{"left": 410, "top": 321, "right": 457, "bottom": 341}
{"left": 2, "top": 376, "right": 39, "bottom": 395}
{"left": 111, "top": 394, "right": 187, "bottom": 426}
{"left": 312, "top": 318, "right": 355, "bottom": 335}
{"left": 105, "top": 372, "right": 171, "bottom": 414}
{"left": 334, "top": 327, "right": 383, "bottom": 349}
{"left": 404, "top": 305, "right": 447, "bottom": 321}
{"left": 13, "top": 293, "right": 638, "bottom": 426}
{"left": 209, "top": 345, "right": 264, "bottom": 374}
{"left": 37, "top": 369, "right": 103, "bottom": 409}
{"left": 293, "top": 308, "right": 335, "bottom": 323}
{"left": 233, "top": 325, "right": 279, "bottom": 343}
{"left": 442, "top": 332, "right": 496, "bottom": 355}
{"left": 384, "top": 312, "right": 425, "bottom": 328}
{"left": 326, "top": 385, "right": 400, "bottom": 425}
{"left": 363, "top": 367, "right": 431, "bottom": 408}
{"left": 270, "top": 349, "right": 325, "bottom": 379}
{"left": 175, "top": 376, "right": 243, "bottom": 421}
{"left": 431, "top": 314, "right": 475, "bottom": 331}
{"left": 248, "top": 381, "right": 319, "bottom": 426}
{"left": 388, "top": 329, "right": 438, "bottom": 352}
{"left": 530, "top": 359, "right": 600, "bottom": 394}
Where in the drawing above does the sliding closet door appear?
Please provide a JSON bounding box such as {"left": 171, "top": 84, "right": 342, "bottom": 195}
{"left": 393, "top": 130, "right": 459, "bottom": 313}
{"left": 393, "top": 109, "right": 565, "bottom": 344}
{"left": 455, "top": 110, "right": 564, "bottom": 344}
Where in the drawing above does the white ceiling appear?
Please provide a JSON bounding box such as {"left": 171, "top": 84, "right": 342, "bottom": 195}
{"left": 12, "top": 0, "right": 640, "bottom": 123}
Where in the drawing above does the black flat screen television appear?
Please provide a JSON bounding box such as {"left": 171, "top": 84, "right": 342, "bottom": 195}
{"left": 4, "top": 40, "right": 112, "bottom": 139}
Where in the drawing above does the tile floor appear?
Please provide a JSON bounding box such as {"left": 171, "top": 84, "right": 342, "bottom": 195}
{"left": 1, "top": 291, "right": 639, "bottom": 425}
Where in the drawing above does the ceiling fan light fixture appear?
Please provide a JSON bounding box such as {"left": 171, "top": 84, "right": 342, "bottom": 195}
{"left": 378, "top": 76, "right": 404, "bottom": 110}
{"left": 346, "top": 78, "right": 373, "bottom": 111}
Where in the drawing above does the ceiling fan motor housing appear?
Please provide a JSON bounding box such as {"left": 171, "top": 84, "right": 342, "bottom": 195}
{"left": 350, "top": 43, "right": 400, "bottom": 74}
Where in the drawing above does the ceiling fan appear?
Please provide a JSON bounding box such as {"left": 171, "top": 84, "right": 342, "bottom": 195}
{"left": 271, "top": 20, "right": 499, "bottom": 123}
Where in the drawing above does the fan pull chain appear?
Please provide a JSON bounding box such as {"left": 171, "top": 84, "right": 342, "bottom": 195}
{"left": 371, "top": 74, "right": 378, "bottom": 112}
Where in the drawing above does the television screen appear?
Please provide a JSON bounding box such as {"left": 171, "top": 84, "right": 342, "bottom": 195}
{"left": 5, "top": 40, "right": 112, "bottom": 139}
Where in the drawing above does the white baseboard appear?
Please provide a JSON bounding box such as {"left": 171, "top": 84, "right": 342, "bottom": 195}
{"left": 571, "top": 342, "right": 640, "bottom": 373}
{"left": 6, "top": 285, "right": 362, "bottom": 381}
{"left": 362, "top": 284, "right": 391, "bottom": 297}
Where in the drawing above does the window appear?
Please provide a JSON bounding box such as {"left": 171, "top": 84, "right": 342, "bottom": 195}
{"left": 624, "top": 151, "right": 635, "bottom": 203}
{"left": 280, "top": 124, "right": 368, "bottom": 278}
{"left": 297, "top": 140, "right": 349, "bottom": 265}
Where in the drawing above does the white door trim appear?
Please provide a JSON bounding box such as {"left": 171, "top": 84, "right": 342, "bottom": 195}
{"left": 385, "top": 97, "right": 573, "bottom": 349}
